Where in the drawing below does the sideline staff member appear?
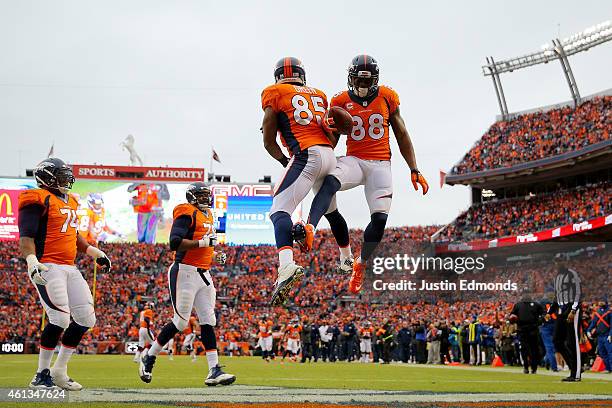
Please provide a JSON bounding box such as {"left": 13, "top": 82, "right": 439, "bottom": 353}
{"left": 511, "top": 295, "right": 545, "bottom": 374}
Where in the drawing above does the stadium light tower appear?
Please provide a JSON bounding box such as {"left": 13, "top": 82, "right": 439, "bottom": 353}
{"left": 482, "top": 20, "right": 612, "bottom": 118}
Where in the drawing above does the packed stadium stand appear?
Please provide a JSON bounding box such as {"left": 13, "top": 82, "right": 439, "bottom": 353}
{"left": 450, "top": 95, "right": 611, "bottom": 175}
{"left": 438, "top": 90, "right": 611, "bottom": 246}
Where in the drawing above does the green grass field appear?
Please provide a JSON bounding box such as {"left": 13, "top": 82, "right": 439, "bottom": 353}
{"left": 1, "top": 354, "right": 610, "bottom": 393}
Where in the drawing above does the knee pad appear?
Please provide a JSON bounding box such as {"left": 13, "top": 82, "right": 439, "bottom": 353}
{"left": 47, "top": 310, "right": 71, "bottom": 329}
{"left": 370, "top": 212, "right": 388, "bottom": 232}
{"left": 40, "top": 323, "right": 64, "bottom": 349}
{"left": 71, "top": 304, "right": 96, "bottom": 328}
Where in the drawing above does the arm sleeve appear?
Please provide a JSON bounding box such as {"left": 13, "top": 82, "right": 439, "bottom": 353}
{"left": 169, "top": 215, "right": 192, "bottom": 251}
{"left": 18, "top": 204, "right": 44, "bottom": 238}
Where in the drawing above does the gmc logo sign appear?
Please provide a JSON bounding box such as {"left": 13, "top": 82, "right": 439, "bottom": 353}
{"left": 78, "top": 167, "right": 116, "bottom": 177}
{"left": 212, "top": 184, "right": 273, "bottom": 197}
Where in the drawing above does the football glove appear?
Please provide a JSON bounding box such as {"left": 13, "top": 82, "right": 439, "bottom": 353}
{"left": 26, "top": 254, "right": 48, "bottom": 286}
{"left": 214, "top": 252, "right": 227, "bottom": 265}
{"left": 277, "top": 156, "right": 290, "bottom": 168}
{"left": 86, "top": 246, "right": 112, "bottom": 270}
{"left": 411, "top": 169, "right": 429, "bottom": 195}
{"left": 198, "top": 235, "right": 217, "bottom": 248}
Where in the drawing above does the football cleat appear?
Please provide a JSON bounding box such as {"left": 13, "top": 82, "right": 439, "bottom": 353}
{"left": 205, "top": 365, "right": 236, "bottom": 386}
{"left": 50, "top": 368, "right": 82, "bottom": 391}
{"left": 338, "top": 257, "right": 354, "bottom": 274}
{"left": 139, "top": 354, "right": 156, "bottom": 383}
{"left": 270, "top": 263, "right": 304, "bottom": 306}
{"left": 292, "top": 222, "right": 313, "bottom": 252}
{"left": 561, "top": 376, "right": 580, "bottom": 382}
{"left": 348, "top": 258, "right": 365, "bottom": 294}
{"left": 29, "top": 369, "right": 57, "bottom": 389}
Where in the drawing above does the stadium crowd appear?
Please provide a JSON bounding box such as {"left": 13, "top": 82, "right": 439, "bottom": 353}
{"left": 0, "top": 229, "right": 610, "bottom": 372}
{"left": 436, "top": 182, "right": 611, "bottom": 242}
{"left": 450, "top": 95, "right": 611, "bottom": 175}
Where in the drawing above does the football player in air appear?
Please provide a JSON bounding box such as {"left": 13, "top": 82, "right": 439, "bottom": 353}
{"left": 18, "top": 158, "right": 111, "bottom": 390}
{"left": 78, "top": 193, "right": 124, "bottom": 244}
{"left": 138, "top": 182, "right": 235, "bottom": 386}
{"left": 261, "top": 57, "right": 337, "bottom": 306}
{"left": 133, "top": 302, "right": 156, "bottom": 363}
{"left": 305, "top": 55, "right": 429, "bottom": 293}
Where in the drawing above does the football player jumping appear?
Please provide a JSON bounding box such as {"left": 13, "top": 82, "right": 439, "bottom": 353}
{"left": 305, "top": 55, "right": 429, "bottom": 293}
{"left": 19, "top": 158, "right": 111, "bottom": 390}
{"left": 138, "top": 182, "right": 235, "bottom": 386}
{"left": 261, "top": 57, "right": 336, "bottom": 306}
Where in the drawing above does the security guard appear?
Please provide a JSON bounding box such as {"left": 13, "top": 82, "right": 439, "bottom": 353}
{"left": 587, "top": 302, "right": 612, "bottom": 373}
{"left": 546, "top": 255, "right": 582, "bottom": 382}
{"left": 511, "top": 295, "right": 545, "bottom": 374}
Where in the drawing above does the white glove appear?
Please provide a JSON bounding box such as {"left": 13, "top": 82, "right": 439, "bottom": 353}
{"left": 198, "top": 235, "right": 217, "bottom": 248}
{"left": 214, "top": 252, "right": 227, "bottom": 265}
{"left": 608, "top": 336, "right": 611, "bottom": 344}
{"left": 26, "top": 254, "right": 48, "bottom": 286}
{"left": 86, "top": 246, "right": 112, "bottom": 269}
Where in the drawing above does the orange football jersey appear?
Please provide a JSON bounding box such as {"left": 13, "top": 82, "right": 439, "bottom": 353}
{"left": 140, "top": 309, "right": 154, "bottom": 328}
{"left": 286, "top": 325, "right": 301, "bottom": 339}
{"left": 18, "top": 189, "right": 80, "bottom": 265}
{"left": 172, "top": 203, "right": 214, "bottom": 269}
{"left": 261, "top": 83, "right": 332, "bottom": 155}
{"left": 78, "top": 207, "right": 109, "bottom": 244}
{"left": 331, "top": 86, "right": 400, "bottom": 161}
{"left": 360, "top": 327, "right": 373, "bottom": 338}
{"left": 183, "top": 316, "right": 198, "bottom": 335}
{"left": 258, "top": 320, "right": 273, "bottom": 338}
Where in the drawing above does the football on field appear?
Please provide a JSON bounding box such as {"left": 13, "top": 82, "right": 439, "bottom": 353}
{"left": 329, "top": 106, "right": 353, "bottom": 134}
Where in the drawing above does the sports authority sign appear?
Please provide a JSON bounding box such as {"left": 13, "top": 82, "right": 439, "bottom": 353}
{"left": 71, "top": 165, "right": 206, "bottom": 183}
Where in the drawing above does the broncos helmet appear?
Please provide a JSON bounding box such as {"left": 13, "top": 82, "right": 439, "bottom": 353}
{"left": 186, "top": 182, "right": 212, "bottom": 211}
{"left": 274, "top": 57, "right": 306, "bottom": 85}
{"left": 87, "top": 193, "right": 104, "bottom": 214}
{"left": 348, "top": 55, "right": 379, "bottom": 98}
{"left": 33, "top": 158, "right": 75, "bottom": 194}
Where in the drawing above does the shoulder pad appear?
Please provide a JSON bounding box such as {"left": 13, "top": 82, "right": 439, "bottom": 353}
{"left": 18, "top": 189, "right": 47, "bottom": 210}
{"left": 173, "top": 203, "right": 195, "bottom": 219}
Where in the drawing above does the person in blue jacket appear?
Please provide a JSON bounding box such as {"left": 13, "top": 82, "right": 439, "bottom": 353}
{"left": 587, "top": 301, "right": 612, "bottom": 373}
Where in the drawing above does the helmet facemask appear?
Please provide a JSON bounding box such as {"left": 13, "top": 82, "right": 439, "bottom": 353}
{"left": 186, "top": 185, "right": 212, "bottom": 211}
{"left": 349, "top": 72, "right": 379, "bottom": 98}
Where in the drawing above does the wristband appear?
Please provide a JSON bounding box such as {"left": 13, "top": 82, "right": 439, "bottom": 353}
{"left": 26, "top": 254, "right": 38, "bottom": 266}
{"left": 86, "top": 245, "right": 105, "bottom": 258}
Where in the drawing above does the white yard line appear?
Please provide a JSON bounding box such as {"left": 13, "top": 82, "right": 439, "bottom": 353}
{"left": 69, "top": 386, "right": 612, "bottom": 404}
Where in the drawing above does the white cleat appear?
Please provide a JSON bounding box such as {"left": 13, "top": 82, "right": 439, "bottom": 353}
{"left": 270, "top": 262, "right": 304, "bottom": 306}
{"left": 50, "top": 368, "right": 82, "bottom": 391}
{"left": 337, "top": 257, "right": 354, "bottom": 274}
{"left": 205, "top": 364, "right": 236, "bottom": 386}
